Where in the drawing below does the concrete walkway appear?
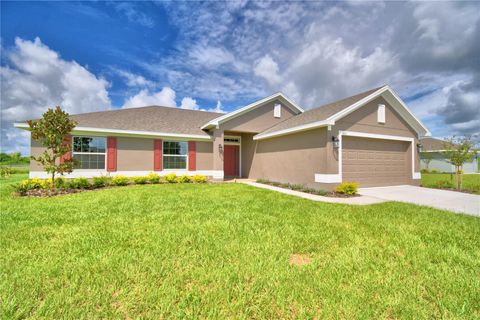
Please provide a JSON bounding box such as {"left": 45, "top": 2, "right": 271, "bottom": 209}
{"left": 239, "top": 181, "right": 386, "bottom": 205}
{"left": 359, "top": 185, "right": 480, "bottom": 217}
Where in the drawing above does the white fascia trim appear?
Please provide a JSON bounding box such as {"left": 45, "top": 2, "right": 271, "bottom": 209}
{"left": 201, "top": 92, "right": 304, "bottom": 130}
{"left": 314, "top": 174, "right": 342, "bottom": 183}
{"left": 15, "top": 123, "right": 212, "bottom": 141}
{"left": 253, "top": 119, "right": 334, "bottom": 140}
{"left": 340, "top": 130, "right": 415, "bottom": 142}
{"left": 30, "top": 170, "right": 224, "bottom": 179}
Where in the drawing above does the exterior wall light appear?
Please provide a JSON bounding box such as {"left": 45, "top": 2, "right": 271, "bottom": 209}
{"left": 219, "top": 144, "right": 223, "bottom": 153}
{"left": 417, "top": 143, "right": 423, "bottom": 152}
{"left": 332, "top": 136, "right": 340, "bottom": 148}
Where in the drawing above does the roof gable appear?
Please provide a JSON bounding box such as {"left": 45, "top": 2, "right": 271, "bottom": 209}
{"left": 201, "top": 92, "right": 304, "bottom": 130}
{"left": 254, "top": 86, "right": 431, "bottom": 140}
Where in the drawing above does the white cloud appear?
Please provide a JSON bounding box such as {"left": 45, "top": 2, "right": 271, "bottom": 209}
{"left": 179, "top": 97, "right": 199, "bottom": 110}
{"left": 254, "top": 55, "right": 281, "bottom": 85}
{"left": 114, "top": 68, "right": 155, "bottom": 87}
{"left": 122, "top": 87, "right": 177, "bottom": 108}
{"left": 0, "top": 37, "right": 111, "bottom": 155}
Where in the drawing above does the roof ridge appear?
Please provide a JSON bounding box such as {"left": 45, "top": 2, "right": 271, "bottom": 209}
{"left": 67, "top": 105, "right": 224, "bottom": 118}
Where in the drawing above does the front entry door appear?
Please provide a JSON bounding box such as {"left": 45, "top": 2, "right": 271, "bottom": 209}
{"left": 224, "top": 145, "right": 239, "bottom": 177}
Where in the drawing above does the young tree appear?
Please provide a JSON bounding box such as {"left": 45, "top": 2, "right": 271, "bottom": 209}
{"left": 28, "top": 107, "right": 77, "bottom": 186}
{"left": 442, "top": 136, "right": 477, "bottom": 190}
{"left": 421, "top": 152, "right": 433, "bottom": 171}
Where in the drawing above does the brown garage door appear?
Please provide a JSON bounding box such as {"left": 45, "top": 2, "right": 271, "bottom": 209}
{"left": 342, "top": 136, "right": 410, "bottom": 187}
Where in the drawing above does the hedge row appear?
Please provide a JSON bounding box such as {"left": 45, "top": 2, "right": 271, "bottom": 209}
{"left": 14, "top": 173, "right": 207, "bottom": 194}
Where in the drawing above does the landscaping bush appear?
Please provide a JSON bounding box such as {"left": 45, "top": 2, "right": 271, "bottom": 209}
{"left": 14, "top": 179, "right": 41, "bottom": 194}
{"left": 54, "top": 177, "right": 66, "bottom": 189}
{"left": 68, "top": 177, "right": 90, "bottom": 189}
{"left": 1, "top": 167, "right": 12, "bottom": 178}
{"left": 431, "top": 168, "right": 439, "bottom": 173}
{"left": 420, "top": 168, "right": 429, "bottom": 174}
{"left": 133, "top": 176, "right": 148, "bottom": 185}
{"left": 111, "top": 175, "right": 129, "bottom": 186}
{"left": 92, "top": 176, "right": 109, "bottom": 188}
{"left": 147, "top": 172, "right": 161, "bottom": 184}
{"left": 193, "top": 174, "right": 207, "bottom": 183}
{"left": 178, "top": 175, "right": 191, "bottom": 183}
{"left": 289, "top": 184, "right": 304, "bottom": 191}
{"left": 165, "top": 173, "right": 177, "bottom": 183}
{"left": 335, "top": 182, "right": 359, "bottom": 195}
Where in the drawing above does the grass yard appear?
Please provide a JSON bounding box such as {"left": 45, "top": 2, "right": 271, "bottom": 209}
{"left": 1, "top": 174, "right": 480, "bottom": 319}
{"left": 421, "top": 173, "right": 480, "bottom": 194}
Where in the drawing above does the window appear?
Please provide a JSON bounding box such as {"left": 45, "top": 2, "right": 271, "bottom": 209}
{"left": 377, "top": 104, "right": 386, "bottom": 123}
{"left": 274, "top": 103, "right": 281, "bottom": 118}
{"left": 72, "top": 136, "right": 106, "bottom": 169}
{"left": 163, "top": 141, "right": 188, "bottom": 169}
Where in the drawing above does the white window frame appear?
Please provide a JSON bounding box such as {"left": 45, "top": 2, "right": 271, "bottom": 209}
{"left": 224, "top": 135, "right": 242, "bottom": 177}
{"left": 163, "top": 140, "right": 189, "bottom": 171}
{"left": 377, "top": 104, "right": 386, "bottom": 123}
{"left": 72, "top": 136, "right": 107, "bottom": 171}
{"left": 274, "top": 103, "right": 281, "bottom": 118}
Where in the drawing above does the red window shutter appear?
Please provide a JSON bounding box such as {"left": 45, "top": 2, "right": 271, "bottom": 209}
{"left": 188, "top": 141, "right": 196, "bottom": 171}
{"left": 60, "top": 135, "right": 72, "bottom": 164}
{"left": 154, "top": 139, "right": 162, "bottom": 171}
{"left": 107, "top": 137, "right": 117, "bottom": 172}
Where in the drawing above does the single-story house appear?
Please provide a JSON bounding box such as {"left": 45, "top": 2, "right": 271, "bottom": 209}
{"left": 420, "top": 137, "right": 479, "bottom": 173}
{"left": 15, "top": 85, "right": 431, "bottom": 190}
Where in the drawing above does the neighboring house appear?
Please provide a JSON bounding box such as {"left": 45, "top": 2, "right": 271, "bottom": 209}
{"left": 15, "top": 85, "right": 431, "bottom": 189}
{"left": 420, "top": 137, "right": 479, "bottom": 173}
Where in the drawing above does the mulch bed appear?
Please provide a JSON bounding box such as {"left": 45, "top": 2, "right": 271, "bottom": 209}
{"left": 255, "top": 181, "right": 359, "bottom": 198}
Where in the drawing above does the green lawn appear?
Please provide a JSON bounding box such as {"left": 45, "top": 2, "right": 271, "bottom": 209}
{"left": 1, "top": 174, "right": 480, "bottom": 319}
{"left": 421, "top": 173, "right": 480, "bottom": 194}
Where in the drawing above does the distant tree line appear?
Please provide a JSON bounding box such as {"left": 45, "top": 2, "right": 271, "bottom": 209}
{"left": 0, "top": 152, "right": 30, "bottom": 165}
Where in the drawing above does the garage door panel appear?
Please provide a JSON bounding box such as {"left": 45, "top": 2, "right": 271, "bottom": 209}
{"left": 342, "top": 136, "right": 409, "bottom": 187}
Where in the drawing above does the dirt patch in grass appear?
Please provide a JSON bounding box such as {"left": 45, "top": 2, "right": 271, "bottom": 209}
{"left": 289, "top": 254, "right": 312, "bottom": 266}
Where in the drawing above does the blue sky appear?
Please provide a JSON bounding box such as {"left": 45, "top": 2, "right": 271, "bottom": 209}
{"left": 1, "top": 1, "right": 479, "bottom": 155}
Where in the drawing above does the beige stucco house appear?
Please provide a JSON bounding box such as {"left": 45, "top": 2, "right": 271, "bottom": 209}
{"left": 15, "top": 85, "right": 431, "bottom": 190}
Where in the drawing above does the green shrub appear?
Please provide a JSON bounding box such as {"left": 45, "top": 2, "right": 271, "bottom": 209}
{"left": 335, "top": 182, "right": 359, "bottom": 195}
{"left": 420, "top": 168, "right": 429, "bottom": 174}
{"left": 92, "top": 176, "right": 109, "bottom": 188}
{"left": 14, "top": 178, "right": 41, "bottom": 194}
{"left": 133, "top": 176, "right": 148, "bottom": 184}
{"left": 1, "top": 167, "right": 12, "bottom": 178}
{"left": 147, "top": 172, "right": 161, "bottom": 184}
{"left": 193, "top": 175, "right": 207, "bottom": 183}
{"left": 313, "top": 189, "right": 328, "bottom": 196}
{"left": 54, "top": 177, "right": 66, "bottom": 189}
{"left": 68, "top": 177, "right": 90, "bottom": 189}
{"left": 165, "top": 173, "right": 177, "bottom": 183}
{"left": 431, "top": 168, "right": 439, "bottom": 173}
{"left": 111, "top": 175, "right": 129, "bottom": 186}
{"left": 177, "top": 175, "right": 191, "bottom": 183}
{"left": 289, "top": 184, "right": 304, "bottom": 191}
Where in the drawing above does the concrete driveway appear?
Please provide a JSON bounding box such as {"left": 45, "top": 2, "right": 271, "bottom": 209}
{"left": 358, "top": 185, "right": 480, "bottom": 217}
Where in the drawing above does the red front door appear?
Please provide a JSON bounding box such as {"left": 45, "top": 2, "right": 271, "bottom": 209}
{"left": 224, "top": 145, "right": 239, "bottom": 177}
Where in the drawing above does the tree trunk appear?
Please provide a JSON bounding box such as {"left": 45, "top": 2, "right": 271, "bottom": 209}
{"left": 456, "top": 166, "right": 461, "bottom": 191}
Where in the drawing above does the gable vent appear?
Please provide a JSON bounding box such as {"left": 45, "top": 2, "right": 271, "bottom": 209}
{"left": 377, "top": 104, "right": 386, "bottom": 123}
{"left": 274, "top": 103, "right": 281, "bottom": 118}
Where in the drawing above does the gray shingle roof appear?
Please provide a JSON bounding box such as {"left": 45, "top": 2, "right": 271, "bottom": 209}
{"left": 259, "top": 86, "right": 384, "bottom": 136}
{"left": 67, "top": 106, "right": 223, "bottom": 137}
